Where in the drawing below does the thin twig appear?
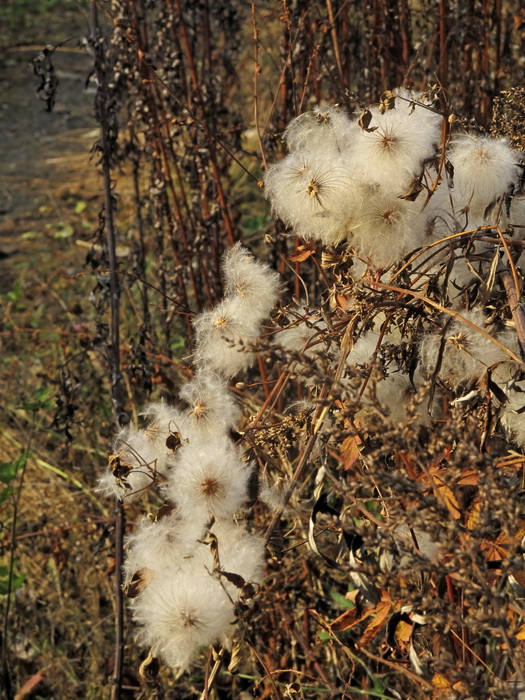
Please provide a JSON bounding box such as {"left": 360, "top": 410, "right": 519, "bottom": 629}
{"left": 500, "top": 270, "right": 525, "bottom": 361}
{"left": 1, "top": 428, "right": 33, "bottom": 700}
{"left": 91, "top": 4, "right": 128, "bottom": 698}
{"left": 252, "top": 1, "right": 267, "bottom": 171}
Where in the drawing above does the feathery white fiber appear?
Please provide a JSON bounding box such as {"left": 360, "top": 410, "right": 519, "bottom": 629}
{"left": 278, "top": 308, "right": 327, "bottom": 356}
{"left": 264, "top": 150, "right": 355, "bottom": 243}
{"left": 209, "top": 519, "right": 266, "bottom": 588}
{"left": 132, "top": 563, "right": 238, "bottom": 671}
{"left": 165, "top": 438, "right": 251, "bottom": 521}
{"left": 222, "top": 243, "right": 281, "bottom": 320}
{"left": 124, "top": 513, "right": 207, "bottom": 584}
{"left": 129, "top": 517, "right": 265, "bottom": 672}
{"left": 349, "top": 188, "right": 419, "bottom": 268}
{"left": 342, "top": 330, "right": 429, "bottom": 425}
{"left": 179, "top": 370, "right": 241, "bottom": 439}
{"left": 284, "top": 105, "right": 357, "bottom": 154}
{"left": 141, "top": 401, "right": 189, "bottom": 448}
{"left": 418, "top": 180, "right": 458, "bottom": 243}
{"left": 392, "top": 88, "right": 442, "bottom": 124}
{"left": 193, "top": 297, "right": 261, "bottom": 377}
{"left": 447, "top": 134, "right": 521, "bottom": 217}
{"left": 98, "top": 424, "right": 172, "bottom": 501}
{"left": 418, "top": 309, "right": 519, "bottom": 389}
{"left": 100, "top": 244, "right": 276, "bottom": 676}
{"left": 349, "top": 103, "right": 441, "bottom": 193}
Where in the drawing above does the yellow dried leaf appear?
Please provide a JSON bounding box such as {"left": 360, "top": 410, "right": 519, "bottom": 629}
{"left": 515, "top": 624, "right": 525, "bottom": 640}
{"left": 467, "top": 500, "right": 482, "bottom": 530}
{"left": 432, "top": 673, "right": 452, "bottom": 689}
{"left": 438, "top": 483, "right": 461, "bottom": 519}
{"left": 394, "top": 619, "right": 413, "bottom": 644}
{"left": 345, "top": 589, "right": 360, "bottom": 604}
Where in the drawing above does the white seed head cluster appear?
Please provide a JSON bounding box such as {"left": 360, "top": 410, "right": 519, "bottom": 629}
{"left": 265, "top": 89, "right": 523, "bottom": 270}
{"left": 270, "top": 90, "right": 524, "bottom": 443}
{"left": 99, "top": 244, "right": 280, "bottom": 672}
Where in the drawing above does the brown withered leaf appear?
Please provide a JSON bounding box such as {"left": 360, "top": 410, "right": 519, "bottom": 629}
{"left": 379, "top": 90, "right": 396, "bottom": 113}
{"left": 481, "top": 530, "right": 512, "bottom": 561}
{"left": 123, "top": 568, "right": 153, "bottom": 598}
{"left": 398, "top": 176, "right": 424, "bottom": 201}
{"left": 240, "top": 580, "right": 260, "bottom": 603}
{"left": 358, "top": 109, "right": 378, "bottom": 132}
{"left": 456, "top": 469, "right": 480, "bottom": 486}
{"left": 219, "top": 569, "right": 246, "bottom": 589}
{"left": 358, "top": 593, "right": 392, "bottom": 646}
{"left": 155, "top": 502, "right": 174, "bottom": 520}
{"left": 331, "top": 590, "right": 391, "bottom": 634}
{"left": 289, "top": 244, "right": 316, "bottom": 262}
{"left": 267, "top": 528, "right": 284, "bottom": 562}
{"left": 340, "top": 434, "right": 363, "bottom": 470}
{"left": 330, "top": 606, "right": 359, "bottom": 632}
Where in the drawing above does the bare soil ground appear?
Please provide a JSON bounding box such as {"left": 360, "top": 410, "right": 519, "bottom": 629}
{"left": 0, "top": 43, "right": 99, "bottom": 282}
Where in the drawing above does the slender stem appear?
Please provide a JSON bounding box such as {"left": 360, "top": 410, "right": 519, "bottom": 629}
{"left": 252, "top": 0, "right": 267, "bottom": 170}
{"left": 1, "top": 430, "right": 33, "bottom": 700}
{"left": 90, "top": 3, "right": 127, "bottom": 698}
{"left": 500, "top": 270, "right": 525, "bottom": 361}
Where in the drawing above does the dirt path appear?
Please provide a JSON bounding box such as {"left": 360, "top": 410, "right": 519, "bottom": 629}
{"left": 0, "top": 43, "right": 99, "bottom": 287}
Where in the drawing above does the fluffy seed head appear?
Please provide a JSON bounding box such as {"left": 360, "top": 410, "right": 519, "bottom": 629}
{"left": 447, "top": 134, "right": 521, "bottom": 217}
{"left": 222, "top": 243, "right": 281, "bottom": 320}
{"left": 165, "top": 438, "right": 251, "bottom": 520}
{"left": 193, "top": 297, "right": 261, "bottom": 377}
{"left": 178, "top": 370, "right": 241, "bottom": 439}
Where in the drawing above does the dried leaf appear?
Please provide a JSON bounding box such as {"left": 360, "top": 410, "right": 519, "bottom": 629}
{"left": 394, "top": 619, "right": 414, "bottom": 644}
{"left": 398, "top": 176, "right": 424, "bottom": 201}
{"left": 358, "top": 109, "right": 378, "bottom": 132}
{"left": 515, "top": 624, "right": 525, "bottom": 640}
{"left": 139, "top": 650, "right": 160, "bottom": 685}
{"left": 331, "top": 606, "right": 359, "bottom": 631}
{"left": 340, "top": 434, "right": 363, "bottom": 470}
{"left": 289, "top": 245, "right": 316, "bottom": 262}
{"left": 456, "top": 469, "right": 479, "bottom": 486}
{"left": 429, "top": 471, "right": 461, "bottom": 519}
{"left": 345, "top": 589, "right": 360, "bottom": 605}
{"left": 482, "top": 531, "right": 511, "bottom": 561}
{"left": 379, "top": 90, "right": 396, "bottom": 113}
{"left": 227, "top": 640, "right": 243, "bottom": 674}
{"left": 123, "top": 568, "right": 153, "bottom": 598}
{"left": 467, "top": 500, "right": 483, "bottom": 530}
{"left": 432, "top": 673, "right": 452, "bottom": 689}
{"left": 409, "top": 639, "right": 426, "bottom": 676}
{"left": 218, "top": 570, "right": 245, "bottom": 589}
{"left": 358, "top": 598, "right": 392, "bottom": 646}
